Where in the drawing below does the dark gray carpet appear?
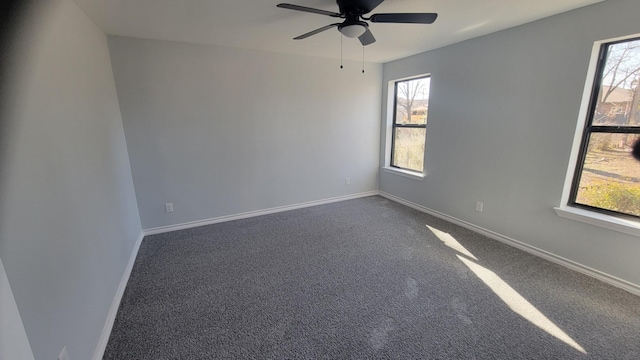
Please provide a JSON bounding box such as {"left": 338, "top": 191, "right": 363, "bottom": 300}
{"left": 104, "top": 196, "right": 640, "bottom": 359}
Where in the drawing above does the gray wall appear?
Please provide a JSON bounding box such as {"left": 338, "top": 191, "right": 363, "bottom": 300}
{"left": 0, "top": 1, "right": 142, "bottom": 359}
{"left": 108, "top": 37, "right": 382, "bottom": 230}
{"left": 380, "top": 0, "right": 640, "bottom": 287}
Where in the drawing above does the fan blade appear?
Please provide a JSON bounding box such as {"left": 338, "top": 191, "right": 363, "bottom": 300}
{"left": 359, "top": 29, "right": 376, "bottom": 46}
{"left": 277, "top": 3, "right": 341, "bottom": 17}
{"left": 370, "top": 13, "right": 438, "bottom": 24}
{"left": 294, "top": 23, "right": 340, "bottom": 40}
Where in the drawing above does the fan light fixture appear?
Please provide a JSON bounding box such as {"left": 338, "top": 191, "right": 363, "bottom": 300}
{"left": 339, "top": 23, "right": 367, "bottom": 38}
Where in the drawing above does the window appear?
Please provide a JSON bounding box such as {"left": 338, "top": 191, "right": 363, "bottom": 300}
{"left": 569, "top": 37, "right": 640, "bottom": 219}
{"left": 390, "top": 76, "right": 431, "bottom": 173}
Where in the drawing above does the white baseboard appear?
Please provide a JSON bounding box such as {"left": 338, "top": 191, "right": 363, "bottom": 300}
{"left": 92, "top": 231, "right": 145, "bottom": 360}
{"left": 379, "top": 191, "right": 640, "bottom": 297}
{"left": 143, "top": 191, "right": 380, "bottom": 236}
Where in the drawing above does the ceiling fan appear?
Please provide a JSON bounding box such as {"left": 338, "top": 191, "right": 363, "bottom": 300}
{"left": 277, "top": 0, "right": 438, "bottom": 46}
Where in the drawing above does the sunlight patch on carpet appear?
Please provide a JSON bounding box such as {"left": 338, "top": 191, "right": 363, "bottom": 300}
{"left": 427, "top": 225, "right": 478, "bottom": 260}
{"left": 457, "top": 255, "right": 587, "bottom": 354}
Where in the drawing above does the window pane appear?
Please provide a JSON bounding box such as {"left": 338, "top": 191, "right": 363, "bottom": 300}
{"left": 393, "top": 128, "right": 426, "bottom": 172}
{"left": 575, "top": 133, "right": 640, "bottom": 217}
{"left": 593, "top": 39, "right": 640, "bottom": 127}
{"left": 395, "top": 77, "right": 430, "bottom": 125}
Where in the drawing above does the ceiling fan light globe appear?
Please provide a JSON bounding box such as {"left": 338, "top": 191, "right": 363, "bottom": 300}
{"left": 339, "top": 24, "right": 366, "bottom": 38}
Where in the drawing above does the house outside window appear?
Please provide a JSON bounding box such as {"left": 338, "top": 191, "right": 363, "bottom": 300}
{"left": 391, "top": 76, "right": 431, "bottom": 173}
{"left": 569, "top": 37, "right": 640, "bottom": 219}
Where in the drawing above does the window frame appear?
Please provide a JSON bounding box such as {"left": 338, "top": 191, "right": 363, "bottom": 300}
{"left": 568, "top": 37, "right": 640, "bottom": 220}
{"left": 555, "top": 33, "right": 640, "bottom": 237}
{"left": 390, "top": 75, "right": 430, "bottom": 173}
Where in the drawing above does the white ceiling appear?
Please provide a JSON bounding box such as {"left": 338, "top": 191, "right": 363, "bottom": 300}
{"left": 73, "top": 0, "right": 603, "bottom": 63}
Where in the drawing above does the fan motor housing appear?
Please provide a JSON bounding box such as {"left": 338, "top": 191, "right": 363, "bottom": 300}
{"left": 337, "top": 0, "right": 379, "bottom": 16}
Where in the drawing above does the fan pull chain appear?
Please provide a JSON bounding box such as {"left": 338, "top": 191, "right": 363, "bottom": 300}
{"left": 362, "top": 45, "right": 365, "bottom": 74}
{"left": 340, "top": 35, "right": 344, "bottom": 69}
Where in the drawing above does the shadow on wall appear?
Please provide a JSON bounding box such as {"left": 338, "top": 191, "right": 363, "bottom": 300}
{"left": 0, "top": 0, "right": 36, "bottom": 222}
{"left": 0, "top": 2, "right": 39, "bottom": 359}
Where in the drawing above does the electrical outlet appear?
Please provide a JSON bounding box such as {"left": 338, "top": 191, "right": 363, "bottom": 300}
{"left": 58, "top": 346, "right": 69, "bottom": 360}
{"left": 475, "top": 201, "right": 484, "bottom": 212}
{"left": 165, "top": 202, "right": 174, "bottom": 213}
{"left": 345, "top": 178, "right": 350, "bottom": 185}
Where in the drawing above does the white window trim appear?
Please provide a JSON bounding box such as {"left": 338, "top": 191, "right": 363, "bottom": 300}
{"left": 554, "top": 206, "right": 640, "bottom": 237}
{"left": 382, "top": 166, "right": 425, "bottom": 181}
{"left": 556, "top": 33, "right": 640, "bottom": 237}
{"left": 382, "top": 73, "right": 430, "bottom": 179}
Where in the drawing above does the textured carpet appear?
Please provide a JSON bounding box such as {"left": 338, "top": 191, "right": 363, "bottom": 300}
{"left": 104, "top": 196, "right": 640, "bottom": 359}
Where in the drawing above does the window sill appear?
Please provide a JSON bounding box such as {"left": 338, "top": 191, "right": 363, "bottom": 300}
{"left": 554, "top": 206, "right": 640, "bottom": 237}
{"left": 382, "top": 167, "right": 425, "bottom": 181}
